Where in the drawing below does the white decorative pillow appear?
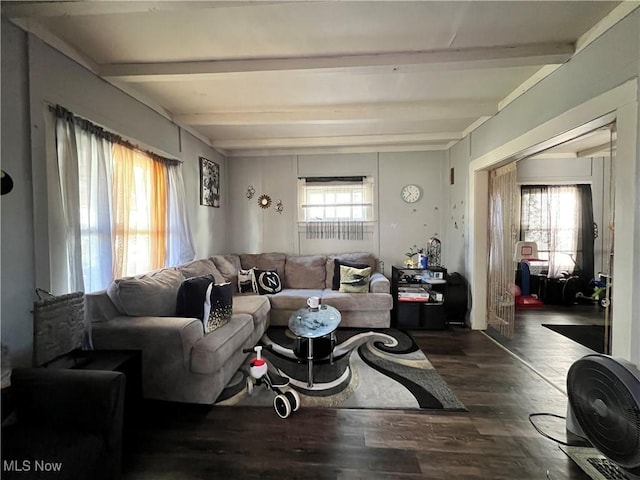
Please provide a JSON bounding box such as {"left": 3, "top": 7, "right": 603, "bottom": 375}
{"left": 238, "top": 268, "right": 257, "bottom": 293}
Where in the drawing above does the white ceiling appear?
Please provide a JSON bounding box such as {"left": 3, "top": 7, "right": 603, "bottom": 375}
{"left": 4, "top": 1, "right": 627, "bottom": 157}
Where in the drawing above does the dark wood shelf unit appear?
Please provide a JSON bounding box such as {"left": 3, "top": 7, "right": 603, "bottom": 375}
{"left": 392, "top": 265, "right": 448, "bottom": 330}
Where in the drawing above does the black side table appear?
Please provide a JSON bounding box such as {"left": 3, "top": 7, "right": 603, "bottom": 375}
{"left": 44, "top": 349, "right": 142, "bottom": 440}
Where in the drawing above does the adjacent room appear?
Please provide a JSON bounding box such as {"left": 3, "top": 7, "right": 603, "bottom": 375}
{"left": 2, "top": 2, "right": 639, "bottom": 480}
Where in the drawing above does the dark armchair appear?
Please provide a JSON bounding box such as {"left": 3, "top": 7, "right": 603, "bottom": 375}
{"left": 1, "top": 368, "right": 125, "bottom": 480}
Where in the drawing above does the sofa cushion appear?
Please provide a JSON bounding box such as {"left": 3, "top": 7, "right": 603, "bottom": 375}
{"left": 325, "top": 253, "right": 377, "bottom": 289}
{"left": 232, "top": 295, "right": 271, "bottom": 329}
{"left": 285, "top": 254, "right": 326, "bottom": 289}
{"left": 321, "top": 290, "right": 393, "bottom": 311}
{"left": 338, "top": 265, "right": 372, "bottom": 293}
{"left": 211, "top": 255, "right": 242, "bottom": 292}
{"left": 254, "top": 269, "right": 283, "bottom": 294}
{"left": 240, "top": 253, "right": 286, "bottom": 280}
{"left": 107, "top": 268, "right": 184, "bottom": 316}
{"left": 332, "top": 259, "right": 369, "bottom": 290}
{"left": 178, "top": 258, "right": 225, "bottom": 284}
{"left": 190, "top": 314, "right": 254, "bottom": 374}
{"left": 268, "top": 289, "right": 325, "bottom": 311}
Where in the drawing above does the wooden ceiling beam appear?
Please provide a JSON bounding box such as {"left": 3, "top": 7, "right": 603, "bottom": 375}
{"left": 2, "top": 1, "right": 275, "bottom": 18}
{"left": 174, "top": 101, "right": 498, "bottom": 126}
{"left": 213, "top": 132, "right": 463, "bottom": 150}
{"left": 100, "top": 43, "right": 574, "bottom": 82}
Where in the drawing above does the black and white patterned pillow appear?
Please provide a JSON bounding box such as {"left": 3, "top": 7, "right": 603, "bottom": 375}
{"left": 203, "top": 282, "right": 233, "bottom": 333}
{"left": 238, "top": 268, "right": 256, "bottom": 293}
{"left": 175, "top": 274, "right": 215, "bottom": 320}
{"left": 254, "top": 269, "right": 282, "bottom": 295}
{"left": 176, "top": 275, "right": 233, "bottom": 333}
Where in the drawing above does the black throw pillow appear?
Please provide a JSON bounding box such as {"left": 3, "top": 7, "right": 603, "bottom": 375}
{"left": 175, "top": 274, "right": 216, "bottom": 319}
{"left": 332, "top": 259, "right": 370, "bottom": 290}
{"left": 203, "top": 282, "right": 233, "bottom": 333}
{"left": 254, "top": 269, "right": 282, "bottom": 295}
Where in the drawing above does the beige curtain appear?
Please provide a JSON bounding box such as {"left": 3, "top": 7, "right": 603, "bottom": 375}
{"left": 112, "top": 144, "right": 167, "bottom": 278}
{"left": 487, "top": 162, "right": 518, "bottom": 337}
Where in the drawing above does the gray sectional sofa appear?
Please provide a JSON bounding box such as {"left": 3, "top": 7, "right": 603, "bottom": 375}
{"left": 87, "top": 252, "right": 391, "bottom": 404}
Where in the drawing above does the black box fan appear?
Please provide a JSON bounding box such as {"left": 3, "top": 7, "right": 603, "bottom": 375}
{"left": 566, "top": 354, "right": 640, "bottom": 479}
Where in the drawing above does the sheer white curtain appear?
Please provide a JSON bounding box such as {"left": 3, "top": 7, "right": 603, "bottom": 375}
{"left": 76, "top": 128, "right": 114, "bottom": 292}
{"left": 166, "top": 163, "right": 195, "bottom": 266}
{"left": 55, "top": 115, "right": 86, "bottom": 292}
{"left": 53, "top": 106, "right": 195, "bottom": 293}
{"left": 546, "top": 186, "right": 581, "bottom": 277}
{"left": 56, "top": 116, "right": 114, "bottom": 292}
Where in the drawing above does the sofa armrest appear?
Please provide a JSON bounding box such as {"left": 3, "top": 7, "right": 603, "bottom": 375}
{"left": 86, "top": 289, "right": 121, "bottom": 323}
{"left": 10, "top": 368, "right": 125, "bottom": 444}
{"left": 91, "top": 316, "right": 204, "bottom": 373}
{"left": 369, "top": 272, "right": 390, "bottom": 293}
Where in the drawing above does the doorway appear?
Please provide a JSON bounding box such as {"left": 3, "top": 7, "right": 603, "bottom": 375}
{"left": 468, "top": 81, "right": 637, "bottom": 368}
{"left": 485, "top": 124, "right": 616, "bottom": 368}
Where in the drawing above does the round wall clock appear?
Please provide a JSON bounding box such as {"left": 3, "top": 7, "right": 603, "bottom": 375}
{"left": 401, "top": 184, "right": 422, "bottom": 203}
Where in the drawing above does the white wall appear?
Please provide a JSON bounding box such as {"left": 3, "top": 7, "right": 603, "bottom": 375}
{"left": 448, "top": 8, "right": 640, "bottom": 364}
{"left": 378, "top": 151, "right": 447, "bottom": 272}
{"left": 0, "top": 22, "right": 227, "bottom": 366}
{"left": 1, "top": 21, "right": 34, "bottom": 367}
{"left": 227, "top": 155, "right": 298, "bottom": 254}
{"left": 446, "top": 137, "right": 470, "bottom": 275}
{"left": 227, "top": 150, "right": 448, "bottom": 276}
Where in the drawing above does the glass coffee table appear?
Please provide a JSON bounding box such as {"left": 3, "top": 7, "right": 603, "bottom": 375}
{"left": 288, "top": 305, "right": 341, "bottom": 387}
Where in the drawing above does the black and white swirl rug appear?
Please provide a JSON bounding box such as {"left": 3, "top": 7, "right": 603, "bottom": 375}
{"left": 215, "top": 327, "right": 466, "bottom": 411}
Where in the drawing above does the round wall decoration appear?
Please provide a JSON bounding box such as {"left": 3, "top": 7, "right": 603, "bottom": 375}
{"left": 401, "top": 184, "right": 422, "bottom": 203}
{"left": 258, "top": 194, "right": 272, "bottom": 209}
{"left": 1, "top": 170, "right": 14, "bottom": 195}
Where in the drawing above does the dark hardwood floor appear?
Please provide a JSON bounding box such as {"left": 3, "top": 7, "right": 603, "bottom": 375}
{"left": 122, "top": 315, "right": 601, "bottom": 480}
{"left": 486, "top": 303, "right": 607, "bottom": 393}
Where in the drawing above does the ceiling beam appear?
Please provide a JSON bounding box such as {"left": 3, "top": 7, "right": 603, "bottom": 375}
{"left": 225, "top": 143, "right": 450, "bottom": 158}
{"left": 100, "top": 43, "right": 574, "bottom": 82}
{"left": 577, "top": 143, "right": 615, "bottom": 158}
{"left": 213, "top": 132, "right": 463, "bottom": 150}
{"left": 174, "top": 101, "right": 498, "bottom": 126}
{"left": 2, "top": 1, "right": 285, "bottom": 18}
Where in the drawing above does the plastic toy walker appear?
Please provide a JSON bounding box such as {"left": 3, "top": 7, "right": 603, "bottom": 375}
{"left": 244, "top": 345, "right": 301, "bottom": 418}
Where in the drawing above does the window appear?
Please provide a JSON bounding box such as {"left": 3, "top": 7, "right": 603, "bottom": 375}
{"left": 298, "top": 176, "right": 374, "bottom": 240}
{"left": 520, "top": 185, "right": 581, "bottom": 277}
{"left": 52, "top": 105, "right": 194, "bottom": 293}
{"left": 298, "top": 176, "right": 374, "bottom": 222}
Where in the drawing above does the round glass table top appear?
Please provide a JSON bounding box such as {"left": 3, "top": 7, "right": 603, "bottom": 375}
{"left": 288, "top": 305, "right": 341, "bottom": 338}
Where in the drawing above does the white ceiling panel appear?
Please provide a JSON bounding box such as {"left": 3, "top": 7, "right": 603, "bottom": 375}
{"left": 4, "top": 0, "right": 626, "bottom": 156}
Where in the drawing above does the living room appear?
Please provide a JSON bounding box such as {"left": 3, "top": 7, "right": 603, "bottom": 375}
{"left": 1, "top": 2, "right": 639, "bottom": 479}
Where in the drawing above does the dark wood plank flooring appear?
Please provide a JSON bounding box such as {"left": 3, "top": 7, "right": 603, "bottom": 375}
{"left": 486, "top": 304, "right": 607, "bottom": 393}
{"left": 122, "top": 320, "right": 597, "bottom": 480}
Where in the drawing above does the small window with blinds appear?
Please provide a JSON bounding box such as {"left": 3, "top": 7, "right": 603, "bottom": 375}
{"left": 298, "top": 176, "right": 375, "bottom": 240}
